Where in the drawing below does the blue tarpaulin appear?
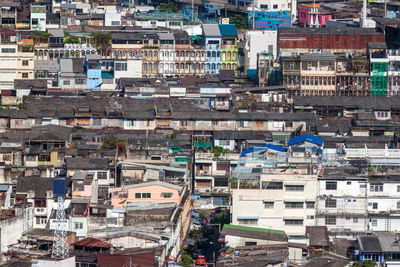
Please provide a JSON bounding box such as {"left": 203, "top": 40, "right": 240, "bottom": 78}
{"left": 288, "top": 134, "right": 323, "bottom": 146}
{"left": 191, "top": 211, "right": 200, "bottom": 218}
{"left": 241, "top": 144, "right": 287, "bottom": 157}
{"left": 53, "top": 178, "right": 66, "bottom": 196}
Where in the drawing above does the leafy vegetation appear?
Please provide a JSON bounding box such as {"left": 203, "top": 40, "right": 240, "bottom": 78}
{"left": 33, "top": 31, "right": 53, "bottom": 43}
{"left": 90, "top": 32, "right": 112, "bottom": 52}
{"left": 101, "top": 136, "right": 125, "bottom": 152}
{"left": 180, "top": 251, "right": 194, "bottom": 266}
{"left": 230, "top": 14, "right": 250, "bottom": 29}
{"left": 63, "top": 32, "right": 81, "bottom": 44}
{"left": 159, "top": 2, "right": 179, "bottom": 12}
{"left": 211, "top": 209, "right": 230, "bottom": 226}
{"left": 213, "top": 146, "right": 227, "bottom": 157}
{"left": 17, "top": 103, "right": 27, "bottom": 110}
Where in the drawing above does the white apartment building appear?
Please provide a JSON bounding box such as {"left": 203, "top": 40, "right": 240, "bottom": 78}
{"left": 0, "top": 43, "right": 18, "bottom": 91}
{"left": 316, "top": 176, "right": 369, "bottom": 239}
{"left": 317, "top": 159, "right": 400, "bottom": 240}
{"left": 367, "top": 179, "right": 400, "bottom": 232}
{"left": 244, "top": 30, "right": 277, "bottom": 75}
{"left": 158, "top": 32, "right": 175, "bottom": 76}
{"left": 17, "top": 41, "right": 35, "bottom": 80}
{"left": 231, "top": 168, "right": 318, "bottom": 243}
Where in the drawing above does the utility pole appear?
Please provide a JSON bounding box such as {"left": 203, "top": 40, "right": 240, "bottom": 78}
{"left": 252, "top": 0, "right": 255, "bottom": 30}
{"left": 191, "top": 0, "right": 194, "bottom": 22}
{"left": 384, "top": 0, "right": 387, "bottom": 17}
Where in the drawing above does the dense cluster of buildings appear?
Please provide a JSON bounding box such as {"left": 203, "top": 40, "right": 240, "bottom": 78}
{"left": 1, "top": 0, "right": 400, "bottom": 266}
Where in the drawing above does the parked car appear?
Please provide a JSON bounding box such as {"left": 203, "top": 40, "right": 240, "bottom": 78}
{"left": 218, "top": 234, "right": 225, "bottom": 243}
{"left": 196, "top": 255, "right": 206, "bottom": 265}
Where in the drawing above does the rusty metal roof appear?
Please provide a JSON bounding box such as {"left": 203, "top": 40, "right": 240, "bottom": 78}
{"left": 72, "top": 237, "right": 111, "bottom": 248}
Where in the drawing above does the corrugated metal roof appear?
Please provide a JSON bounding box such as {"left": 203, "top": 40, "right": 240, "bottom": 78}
{"left": 203, "top": 24, "right": 221, "bottom": 37}
{"left": 288, "top": 134, "right": 323, "bottom": 146}
{"left": 301, "top": 54, "right": 336, "bottom": 62}
{"left": 72, "top": 237, "right": 111, "bottom": 248}
{"left": 218, "top": 24, "right": 238, "bottom": 36}
{"left": 158, "top": 32, "right": 174, "bottom": 40}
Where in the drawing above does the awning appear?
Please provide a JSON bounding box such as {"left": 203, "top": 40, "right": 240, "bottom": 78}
{"left": 237, "top": 216, "right": 259, "bottom": 220}
{"left": 196, "top": 141, "right": 212, "bottom": 148}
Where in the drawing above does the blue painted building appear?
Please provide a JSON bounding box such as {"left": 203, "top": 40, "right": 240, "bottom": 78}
{"left": 86, "top": 55, "right": 102, "bottom": 90}
{"left": 203, "top": 24, "right": 222, "bottom": 74}
{"left": 248, "top": 10, "right": 291, "bottom": 30}
{"left": 357, "top": 233, "right": 400, "bottom": 266}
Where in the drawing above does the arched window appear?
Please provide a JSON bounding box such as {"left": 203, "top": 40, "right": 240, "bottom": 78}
{"left": 212, "top": 51, "right": 216, "bottom": 58}
{"left": 207, "top": 51, "right": 211, "bottom": 58}
{"left": 212, "top": 63, "right": 216, "bottom": 70}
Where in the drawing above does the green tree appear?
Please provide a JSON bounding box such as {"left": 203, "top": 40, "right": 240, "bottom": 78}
{"left": 90, "top": 32, "right": 112, "bottom": 53}
{"left": 230, "top": 14, "right": 250, "bottom": 29}
{"left": 213, "top": 146, "right": 227, "bottom": 157}
{"left": 101, "top": 136, "right": 126, "bottom": 152}
{"left": 180, "top": 252, "right": 194, "bottom": 266}
{"left": 63, "top": 32, "right": 81, "bottom": 44}
{"left": 159, "top": 2, "right": 179, "bottom": 12}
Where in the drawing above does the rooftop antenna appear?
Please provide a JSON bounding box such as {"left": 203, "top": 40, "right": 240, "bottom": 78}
{"left": 52, "top": 196, "right": 69, "bottom": 259}
{"left": 52, "top": 178, "right": 69, "bottom": 259}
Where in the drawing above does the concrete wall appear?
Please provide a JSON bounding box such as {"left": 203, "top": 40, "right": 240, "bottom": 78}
{"left": 0, "top": 206, "right": 33, "bottom": 253}
{"left": 108, "top": 235, "right": 159, "bottom": 249}
{"left": 225, "top": 235, "right": 282, "bottom": 247}
{"left": 32, "top": 256, "right": 76, "bottom": 267}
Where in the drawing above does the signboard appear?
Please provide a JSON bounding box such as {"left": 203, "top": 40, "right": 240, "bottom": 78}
{"left": 170, "top": 87, "right": 186, "bottom": 97}
{"left": 50, "top": 219, "right": 69, "bottom": 231}
{"left": 221, "top": 18, "right": 229, "bottom": 24}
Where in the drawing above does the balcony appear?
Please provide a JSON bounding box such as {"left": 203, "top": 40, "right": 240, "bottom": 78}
{"left": 34, "top": 207, "right": 47, "bottom": 216}
{"left": 196, "top": 170, "right": 212, "bottom": 176}
{"left": 213, "top": 170, "right": 227, "bottom": 176}
{"left": 196, "top": 152, "right": 239, "bottom": 161}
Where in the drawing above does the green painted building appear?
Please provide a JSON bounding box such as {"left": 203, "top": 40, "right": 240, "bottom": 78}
{"left": 371, "top": 61, "right": 388, "bottom": 96}
{"left": 218, "top": 24, "right": 238, "bottom": 75}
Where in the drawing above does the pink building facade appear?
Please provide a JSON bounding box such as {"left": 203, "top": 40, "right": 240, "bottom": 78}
{"left": 111, "top": 181, "right": 184, "bottom": 208}
{"left": 298, "top": 5, "right": 333, "bottom": 27}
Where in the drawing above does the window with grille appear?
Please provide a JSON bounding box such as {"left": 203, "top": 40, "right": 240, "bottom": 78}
{"left": 325, "top": 198, "right": 337, "bottom": 208}
{"left": 285, "top": 202, "right": 303, "bottom": 209}
{"left": 284, "top": 219, "right": 303, "bottom": 225}
{"left": 325, "top": 215, "right": 336, "bottom": 225}
{"left": 285, "top": 185, "right": 304, "bottom": 191}
{"left": 326, "top": 182, "right": 337, "bottom": 190}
